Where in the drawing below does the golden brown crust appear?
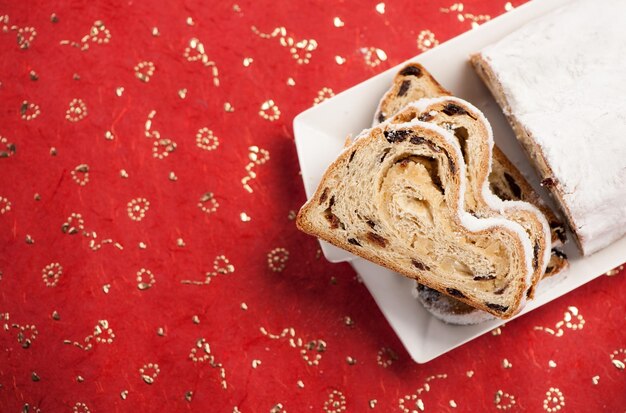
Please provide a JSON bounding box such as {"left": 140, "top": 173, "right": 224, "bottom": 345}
{"left": 471, "top": 53, "right": 582, "bottom": 254}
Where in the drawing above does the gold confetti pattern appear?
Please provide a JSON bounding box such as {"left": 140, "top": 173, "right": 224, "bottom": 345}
{"left": 65, "top": 98, "right": 88, "bottom": 122}
{"left": 360, "top": 47, "right": 387, "bottom": 67}
{"left": 399, "top": 374, "right": 448, "bottom": 413}
{"left": 242, "top": 146, "right": 270, "bottom": 192}
{"left": 127, "top": 197, "right": 150, "bottom": 221}
{"left": 42, "top": 262, "right": 63, "bottom": 287}
{"left": 542, "top": 387, "right": 565, "bottom": 412}
{"left": 134, "top": 61, "right": 156, "bottom": 82}
{"left": 181, "top": 255, "right": 234, "bottom": 285}
{"left": 314, "top": 87, "right": 335, "bottom": 105}
{"left": 252, "top": 26, "right": 318, "bottom": 64}
{"left": 534, "top": 306, "right": 584, "bottom": 337}
{"left": 196, "top": 127, "right": 219, "bottom": 151}
{"left": 494, "top": 390, "right": 516, "bottom": 410}
{"left": 267, "top": 247, "right": 289, "bottom": 272}
{"left": 323, "top": 390, "right": 347, "bottom": 413}
{"left": 417, "top": 30, "right": 440, "bottom": 51}
{"left": 20, "top": 100, "right": 40, "bottom": 121}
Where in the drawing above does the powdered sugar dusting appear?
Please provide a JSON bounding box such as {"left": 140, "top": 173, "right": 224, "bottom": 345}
{"left": 480, "top": 0, "right": 626, "bottom": 255}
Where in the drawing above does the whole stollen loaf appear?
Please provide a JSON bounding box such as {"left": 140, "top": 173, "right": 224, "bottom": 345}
{"left": 297, "top": 118, "right": 536, "bottom": 319}
{"left": 471, "top": 0, "right": 626, "bottom": 255}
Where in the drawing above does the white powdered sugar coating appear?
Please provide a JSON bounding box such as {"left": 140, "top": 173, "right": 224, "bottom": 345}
{"left": 480, "top": 0, "right": 626, "bottom": 255}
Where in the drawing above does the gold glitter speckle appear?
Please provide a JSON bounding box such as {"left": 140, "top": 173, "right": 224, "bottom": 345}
{"left": 297, "top": 380, "right": 304, "bottom": 388}
{"left": 369, "top": 399, "right": 377, "bottom": 409}
{"left": 42, "top": 262, "right": 62, "bottom": 287}
{"left": 120, "top": 390, "right": 128, "bottom": 400}
{"left": 335, "top": 55, "right": 346, "bottom": 65}
{"left": 168, "top": 171, "right": 178, "bottom": 181}
{"left": 17, "top": 26, "right": 37, "bottom": 49}
{"left": 240, "top": 212, "right": 251, "bottom": 222}
{"left": 177, "top": 238, "right": 186, "bottom": 247}
{"left": 548, "top": 360, "right": 557, "bottom": 368}
{"left": 242, "top": 146, "right": 270, "bottom": 192}
{"left": 192, "top": 315, "right": 200, "bottom": 324}
{"left": 502, "top": 358, "right": 512, "bottom": 369}
{"left": 494, "top": 390, "right": 515, "bottom": 410}
{"left": 105, "top": 130, "right": 114, "bottom": 140}
{"left": 196, "top": 128, "right": 219, "bottom": 151}
{"left": 183, "top": 38, "right": 220, "bottom": 87}
{"left": 259, "top": 99, "right": 280, "bottom": 121}
{"left": 185, "top": 391, "right": 193, "bottom": 402}
{"left": 139, "top": 363, "right": 160, "bottom": 385}
{"left": 198, "top": 192, "right": 219, "bottom": 215}
{"left": 65, "top": 98, "right": 88, "bottom": 122}
{"left": 449, "top": 400, "right": 457, "bottom": 408}
{"left": 51, "top": 13, "right": 59, "bottom": 23}
{"left": 52, "top": 311, "right": 60, "bottom": 320}
{"left": 157, "top": 327, "right": 165, "bottom": 336}
{"left": 324, "top": 390, "right": 347, "bottom": 413}
{"left": 505, "top": 2, "right": 514, "bottom": 11}
{"left": 534, "top": 306, "right": 584, "bottom": 336}
{"left": 591, "top": 375, "right": 600, "bottom": 385}
{"left": 71, "top": 164, "right": 90, "bottom": 186}
{"left": 120, "top": 169, "right": 129, "bottom": 179}
{"left": 20, "top": 100, "right": 40, "bottom": 121}
{"left": 29, "top": 70, "right": 38, "bottom": 81}
{"left": 76, "top": 376, "right": 85, "bottom": 382}
{"left": 134, "top": 61, "right": 155, "bottom": 82}
{"left": 606, "top": 265, "right": 623, "bottom": 276}
{"left": 115, "top": 86, "right": 124, "bottom": 97}
{"left": 127, "top": 197, "right": 150, "bottom": 221}
{"left": 0, "top": 135, "right": 16, "bottom": 158}
{"left": 333, "top": 17, "right": 345, "bottom": 27}
{"left": 252, "top": 359, "right": 261, "bottom": 368}
{"left": 417, "top": 30, "right": 439, "bottom": 52}
{"left": 610, "top": 348, "right": 626, "bottom": 370}
{"left": 178, "top": 88, "right": 187, "bottom": 99}
{"left": 73, "top": 402, "right": 90, "bottom": 413}
{"left": 346, "top": 356, "right": 357, "bottom": 365}
{"left": 377, "top": 347, "right": 398, "bottom": 368}
{"left": 243, "top": 57, "right": 254, "bottom": 67}
{"left": 543, "top": 387, "right": 565, "bottom": 412}
{"left": 267, "top": 247, "right": 289, "bottom": 272}
{"left": 224, "top": 102, "right": 235, "bottom": 112}
{"left": 314, "top": 87, "right": 335, "bottom": 105}
{"left": 286, "top": 77, "right": 296, "bottom": 86}
{"left": 251, "top": 26, "right": 317, "bottom": 64}
{"left": 361, "top": 47, "right": 387, "bottom": 67}
{"left": 181, "top": 255, "right": 234, "bottom": 285}
{"left": 102, "top": 284, "right": 111, "bottom": 294}
{"left": 137, "top": 268, "right": 156, "bottom": 290}
{"left": 31, "top": 371, "right": 40, "bottom": 382}
{"left": 240, "top": 302, "right": 248, "bottom": 310}
{"left": 151, "top": 27, "right": 160, "bottom": 36}
{"left": 0, "top": 197, "right": 11, "bottom": 214}
{"left": 375, "top": 2, "right": 386, "bottom": 14}
{"left": 186, "top": 16, "right": 195, "bottom": 26}
{"left": 25, "top": 234, "right": 34, "bottom": 244}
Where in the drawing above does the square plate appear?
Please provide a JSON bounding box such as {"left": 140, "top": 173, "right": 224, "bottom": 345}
{"left": 293, "top": 0, "right": 626, "bottom": 363}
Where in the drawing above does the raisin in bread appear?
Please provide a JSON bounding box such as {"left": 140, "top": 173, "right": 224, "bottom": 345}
{"left": 412, "top": 283, "right": 495, "bottom": 325}
{"left": 388, "top": 98, "right": 552, "bottom": 299}
{"left": 373, "top": 64, "right": 450, "bottom": 125}
{"left": 297, "top": 120, "right": 535, "bottom": 318}
{"left": 470, "top": 0, "right": 626, "bottom": 255}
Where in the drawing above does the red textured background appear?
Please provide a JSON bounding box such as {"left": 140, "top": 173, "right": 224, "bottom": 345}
{"left": 1, "top": 1, "right": 625, "bottom": 412}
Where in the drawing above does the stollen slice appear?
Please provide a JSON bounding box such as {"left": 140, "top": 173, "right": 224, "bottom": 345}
{"left": 297, "top": 120, "right": 534, "bottom": 318}
{"left": 389, "top": 97, "right": 552, "bottom": 299}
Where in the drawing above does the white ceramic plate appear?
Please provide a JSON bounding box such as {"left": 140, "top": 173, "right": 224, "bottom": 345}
{"left": 293, "top": 0, "right": 626, "bottom": 363}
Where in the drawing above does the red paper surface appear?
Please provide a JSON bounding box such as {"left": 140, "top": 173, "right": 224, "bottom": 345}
{"left": 1, "top": 1, "right": 625, "bottom": 411}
